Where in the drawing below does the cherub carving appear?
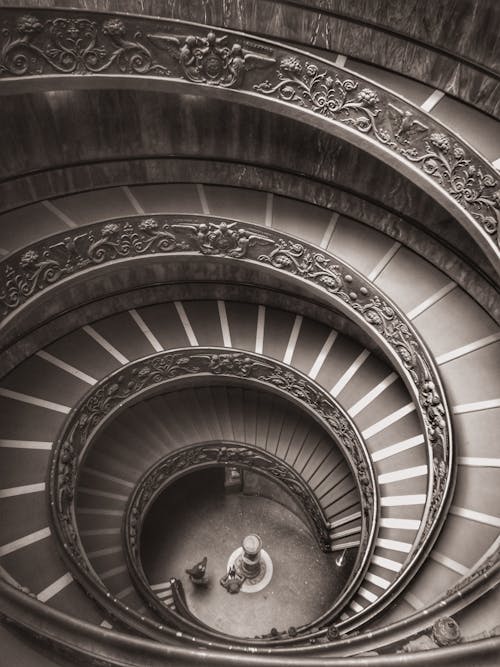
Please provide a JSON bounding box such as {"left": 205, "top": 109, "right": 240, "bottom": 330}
{"left": 186, "top": 556, "right": 208, "bottom": 586}
{"left": 147, "top": 31, "right": 275, "bottom": 87}
{"left": 172, "top": 220, "right": 272, "bottom": 257}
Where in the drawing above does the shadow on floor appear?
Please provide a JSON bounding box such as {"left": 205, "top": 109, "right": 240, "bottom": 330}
{"left": 141, "top": 468, "right": 353, "bottom": 637}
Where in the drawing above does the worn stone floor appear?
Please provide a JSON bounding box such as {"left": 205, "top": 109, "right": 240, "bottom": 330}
{"left": 141, "top": 469, "right": 354, "bottom": 637}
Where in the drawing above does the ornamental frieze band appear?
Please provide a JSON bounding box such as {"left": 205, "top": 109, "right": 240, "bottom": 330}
{"left": 2, "top": 214, "right": 453, "bottom": 563}
{"left": 0, "top": 8, "right": 498, "bottom": 254}
{"left": 49, "top": 348, "right": 376, "bottom": 636}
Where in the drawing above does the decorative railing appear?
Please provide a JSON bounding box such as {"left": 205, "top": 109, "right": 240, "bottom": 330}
{"left": 0, "top": 543, "right": 499, "bottom": 663}
{"left": 0, "top": 6, "right": 497, "bottom": 663}
{"left": 0, "top": 9, "right": 498, "bottom": 265}
{"left": 49, "top": 347, "right": 376, "bottom": 640}
{"left": 123, "top": 442, "right": 337, "bottom": 629}
{"left": 167, "top": 578, "right": 221, "bottom": 633}
{"left": 3, "top": 214, "right": 454, "bottom": 578}
{"left": 126, "top": 441, "right": 332, "bottom": 556}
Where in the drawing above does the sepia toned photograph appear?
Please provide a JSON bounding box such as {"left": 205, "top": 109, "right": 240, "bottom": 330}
{"left": 0, "top": 1, "right": 498, "bottom": 665}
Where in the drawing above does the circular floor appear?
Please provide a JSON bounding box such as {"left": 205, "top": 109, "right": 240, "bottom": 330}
{"left": 141, "top": 469, "right": 354, "bottom": 637}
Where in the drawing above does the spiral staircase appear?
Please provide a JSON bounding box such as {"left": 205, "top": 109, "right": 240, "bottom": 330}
{"left": 0, "top": 2, "right": 499, "bottom": 665}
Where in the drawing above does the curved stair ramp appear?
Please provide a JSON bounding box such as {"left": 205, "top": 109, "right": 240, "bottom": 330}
{"left": 1, "top": 274, "right": 496, "bottom": 635}
{"left": 0, "top": 16, "right": 499, "bottom": 655}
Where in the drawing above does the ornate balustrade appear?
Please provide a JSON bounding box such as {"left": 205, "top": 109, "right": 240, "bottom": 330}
{"left": 2, "top": 215, "right": 454, "bottom": 599}
{"left": 49, "top": 347, "right": 376, "bottom": 641}
{"left": 0, "top": 9, "right": 498, "bottom": 267}
{"left": 0, "top": 547, "right": 499, "bottom": 663}
{"left": 124, "top": 441, "right": 339, "bottom": 631}
{"left": 0, "top": 6, "right": 498, "bottom": 664}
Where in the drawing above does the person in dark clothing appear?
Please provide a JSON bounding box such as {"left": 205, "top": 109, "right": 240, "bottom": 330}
{"left": 220, "top": 565, "right": 245, "bottom": 594}
{"left": 186, "top": 556, "right": 208, "bottom": 585}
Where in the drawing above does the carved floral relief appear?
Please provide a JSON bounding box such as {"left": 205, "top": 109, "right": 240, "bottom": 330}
{"left": 0, "top": 10, "right": 498, "bottom": 248}
{"left": 6, "top": 216, "right": 451, "bottom": 543}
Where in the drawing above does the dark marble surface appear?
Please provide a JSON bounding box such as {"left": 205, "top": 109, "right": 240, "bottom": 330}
{"left": 0, "top": 90, "right": 447, "bottom": 230}
{"left": 0, "top": 10, "right": 496, "bottom": 268}
{"left": 0, "top": 88, "right": 496, "bottom": 316}
{"left": 0, "top": 156, "right": 497, "bottom": 320}
{"left": 1, "top": 1, "right": 497, "bottom": 116}
{"left": 0, "top": 89, "right": 486, "bottom": 254}
{"left": 300, "top": 0, "right": 499, "bottom": 72}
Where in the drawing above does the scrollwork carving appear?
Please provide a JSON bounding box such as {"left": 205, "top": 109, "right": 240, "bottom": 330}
{"left": 0, "top": 10, "right": 498, "bottom": 248}
{"left": 126, "top": 443, "right": 333, "bottom": 559}
{"left": 1, "top": 247, "right": 68, "bottom": 312}
{"left": 256, "top": 58, "right": 499, "bottom": 245}
{"left": 87, "top": 219, "right": 180, "bottom": 262}
{"left": 0, "top": 13, "right": 275, "bottom": 88}
{"left": 258, "top": 240, "right": 345, "bottom": 293}
{"left": 0, "top": 14, "right": 171, "bottom": 76}
{"left": 0, "top": 218, "right": 272, "bottom": 319}
{"left": 8, "top": 216, "right": 451, "bottom": 558}
{"left": 255, "top": 59, "right": 394, "bottom": 147}
{"left": 49, "top": 348, "right": 375, "bottom": 619}
{"left": 401, "top": 133, "right": 500, "bottom": 242}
